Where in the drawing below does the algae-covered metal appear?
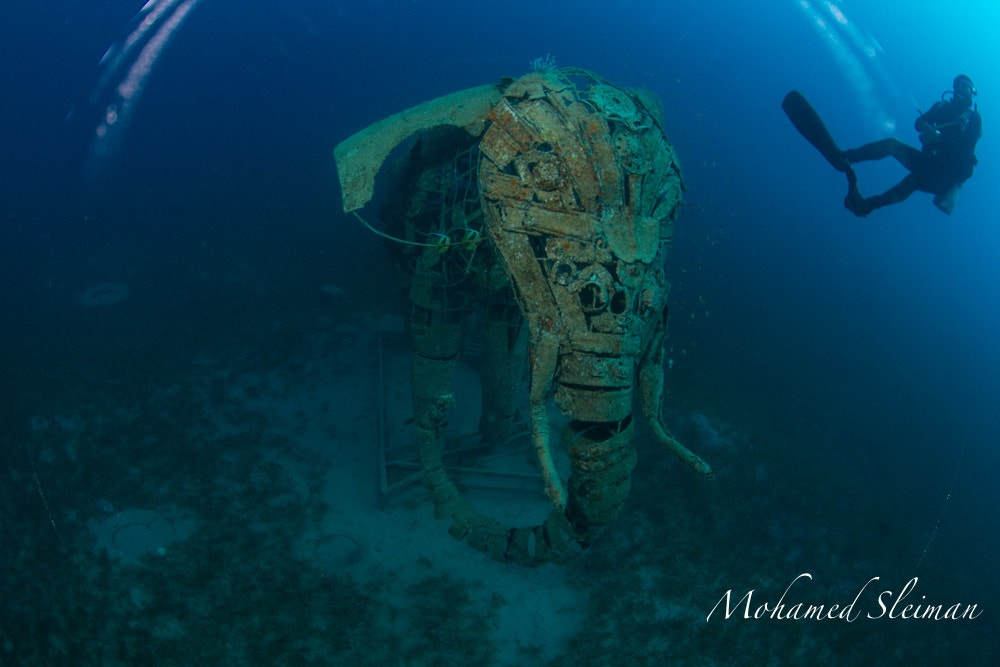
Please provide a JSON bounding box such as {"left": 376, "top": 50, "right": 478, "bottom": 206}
{"left": 334, "top": 67, "right": 710, "bottom": 566}
{"left": 334, "top": 84, "right": 502, "bottom": 213}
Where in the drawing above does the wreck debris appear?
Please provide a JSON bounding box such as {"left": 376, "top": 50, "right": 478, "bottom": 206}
{"left": 334, "top": 68, "right": 710, "bottom": 565}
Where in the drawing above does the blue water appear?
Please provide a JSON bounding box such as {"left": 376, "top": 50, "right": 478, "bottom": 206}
{"left": 2, "top": 1, "right": 997, "bottom": 664}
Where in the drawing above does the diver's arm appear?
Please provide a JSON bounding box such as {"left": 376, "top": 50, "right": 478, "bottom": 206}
{"left": 968, "top": 111, "right": 982, "bottom": 141}
{"left": 959, "top": 111, "right": 982, "bottom": 153}
{"left": 915, "top": 101, "right": 945, "bottom": 132}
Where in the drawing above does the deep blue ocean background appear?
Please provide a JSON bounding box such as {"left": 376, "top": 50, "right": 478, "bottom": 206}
{"left": 2, "top": 1, "right": 998, "bottom": 664}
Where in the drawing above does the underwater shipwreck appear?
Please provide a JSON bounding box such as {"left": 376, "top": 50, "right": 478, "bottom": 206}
{"left": 334, "top": 67, "right": 712, "bottom": 566}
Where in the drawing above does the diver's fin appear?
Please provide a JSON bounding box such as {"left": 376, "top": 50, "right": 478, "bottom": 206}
{"left": 782, "top": 90, "right": 849, "bottom": 172}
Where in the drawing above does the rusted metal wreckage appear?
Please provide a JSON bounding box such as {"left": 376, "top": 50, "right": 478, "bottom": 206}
{"left": 334, "top": 67, "right": 711, "bottom": 566}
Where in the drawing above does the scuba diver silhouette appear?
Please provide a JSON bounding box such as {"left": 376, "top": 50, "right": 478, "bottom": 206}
{"left": 783, "top": 75, "right": 982, "bottom": 216}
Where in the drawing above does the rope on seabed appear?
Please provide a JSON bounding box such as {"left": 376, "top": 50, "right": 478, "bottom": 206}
{"left": 31, "top": 457, "right": 66, "bottom": 555}
{"left": 912, "top": 428, "right": 968, "bottom": 575}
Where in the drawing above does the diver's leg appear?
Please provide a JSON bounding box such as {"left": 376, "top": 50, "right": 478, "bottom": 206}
{"left": 844, "top": 171, "right": 918, "bottom": 217}
{"left": 844, "top": 139, "right": 921, "bottom": 170}
{"left": 844, "top": 168, "right": 868, "bottom": 215}
{"left": 868, "top": 175, "right": 919, "bottom": 209}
